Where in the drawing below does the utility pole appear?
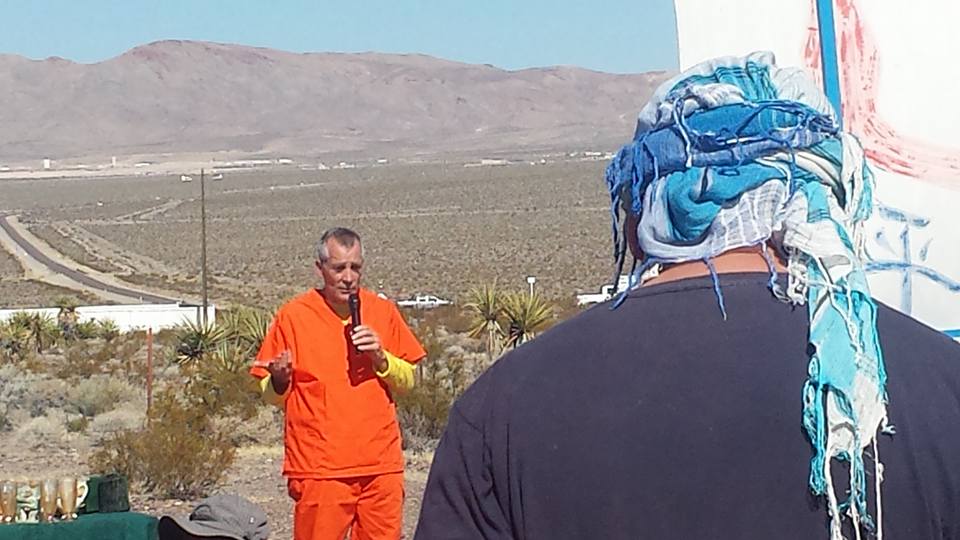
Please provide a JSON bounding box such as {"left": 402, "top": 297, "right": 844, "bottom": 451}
{"left": 146, "top": 328, "right": 153, "bottom": 416}
{"left": 200, "top": 168, "right": 209, "bottom": 326}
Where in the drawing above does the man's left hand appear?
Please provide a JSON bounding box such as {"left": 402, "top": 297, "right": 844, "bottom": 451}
{"left": 351, "top": 325, "right": 387, "bottom": 371}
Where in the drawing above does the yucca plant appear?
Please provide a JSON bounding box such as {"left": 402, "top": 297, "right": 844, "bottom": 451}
{"left": 96, "top": 319, "right": 120, "bottom": 342}
{"left": 55, "top": 296, "right": 80, "bottom": 342}
{"left": 463, "top": 281, "right": 505, "bottom": 360}
{"left": 75, "top": 319, "right": 100, "bottom": 340}
{"left": 500, "top": 291, "right": 555, "bottom": 349}
{"left": 221, "top": 307, "right": 272, "bottom": 352}
{"left": 174, "top": 318, "right": 229, "bottom": 365}
{"left": 210, "top": 340, "right": 252, "bottom": 374}
{"left": 240, "top": 308, "right": 271, "bottom": 348}
{"left": 7, "top": 312, "right": 59, "bottom": 353}
{"left": 0, "top": 319, "right": 31, "bottom": 361}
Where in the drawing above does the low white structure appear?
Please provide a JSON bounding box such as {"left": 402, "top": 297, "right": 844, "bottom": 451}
{"left": 0, "top": 303, "right": 216, "bottom": 332}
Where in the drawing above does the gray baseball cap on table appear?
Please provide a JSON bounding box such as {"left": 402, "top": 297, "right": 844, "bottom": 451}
{"left": 159, "top": 494, "right": 270, "bottom": 540}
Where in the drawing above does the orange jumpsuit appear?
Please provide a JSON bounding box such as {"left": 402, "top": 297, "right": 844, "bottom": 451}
{"left": 252, "top": 288, "right": 425, "bottom": 539}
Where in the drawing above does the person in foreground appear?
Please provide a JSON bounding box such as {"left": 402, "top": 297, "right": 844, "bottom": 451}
{"left": 414, "top": 52, "right": 960, "bottom": 539}
{"left": 251, "top": 227, "right": 426, "bottom": 540}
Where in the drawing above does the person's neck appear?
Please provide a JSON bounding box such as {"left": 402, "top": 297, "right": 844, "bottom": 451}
{"left": 317, "top": 288, "right": 351, "bottom": 318}
{"left": 643, "top": 245, "right": 786, "bottom": 287}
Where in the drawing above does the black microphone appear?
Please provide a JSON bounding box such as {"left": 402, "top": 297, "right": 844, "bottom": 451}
{"left": 348, "top": 293, "right": 361, "bottom": 327}
{"left": 348, "top": 293, "right": 361, "bottom": 352}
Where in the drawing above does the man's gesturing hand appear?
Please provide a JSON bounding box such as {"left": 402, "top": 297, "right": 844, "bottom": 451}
{"left": 351, "top": 325, "right": 387, "bottom": 372}
{"left": 267, "top": 351, "right": 292, "bottom": 394}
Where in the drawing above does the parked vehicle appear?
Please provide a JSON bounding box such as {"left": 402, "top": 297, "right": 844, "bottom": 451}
{"left": 396, "top": 294, "right": 452, "bottom": 309}
{"left": 575, "top": 275, "right": 635, "bottom": 306}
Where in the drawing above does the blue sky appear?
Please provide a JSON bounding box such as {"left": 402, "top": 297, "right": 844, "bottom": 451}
{"left": 0, "top": 0, "right": 679, "bottom": 73}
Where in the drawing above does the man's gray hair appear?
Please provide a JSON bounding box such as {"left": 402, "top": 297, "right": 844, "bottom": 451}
{"left": 316, "top": 227, "right": 363, "bottom": 262}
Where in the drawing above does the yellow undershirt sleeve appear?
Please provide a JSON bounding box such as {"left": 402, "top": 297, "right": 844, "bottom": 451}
{"left": 375, "top": 350, "right": 416, "bottom": 393}
{"left": 259, "top": 374, "right": 289, "bottom": 407}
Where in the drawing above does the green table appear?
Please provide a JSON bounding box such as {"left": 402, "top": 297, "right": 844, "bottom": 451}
{"left": 0, "top": 512, "right": 158, "bottom": 540}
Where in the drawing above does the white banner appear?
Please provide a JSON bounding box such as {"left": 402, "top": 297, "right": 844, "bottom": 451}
{"left": 674, "top": 0, "right": 960, "bottom": 338}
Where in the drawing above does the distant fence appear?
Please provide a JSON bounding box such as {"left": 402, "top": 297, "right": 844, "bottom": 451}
{"left": 0, "top": 303, "right": 216, "bottom": 332}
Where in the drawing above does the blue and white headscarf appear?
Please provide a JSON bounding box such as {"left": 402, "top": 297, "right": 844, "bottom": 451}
{"left": 606, "top": 51, "right": 889, "bottom": 540}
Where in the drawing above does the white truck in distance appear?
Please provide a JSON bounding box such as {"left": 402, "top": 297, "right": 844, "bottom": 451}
{"left": 576, "top": 275, "right": 634, "bottom": 306}
{"left": 396, "top": 294, "right": 452, "bottom": 309}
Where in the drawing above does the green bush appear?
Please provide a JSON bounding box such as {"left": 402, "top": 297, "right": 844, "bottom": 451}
{"left": 180, "top": 361, "right": 261, "bottom": 421}
{"left": 66, "top": 375, "right": 139, "bottom": 417}
{"left": 396, "top": 330, "right": 476, "bottom": 452}
{"left": 52, "top": 334, "right": 145, "bottom": 381}
{"left": 396, "top": 359, "right": 465, "bottom": 450}
{"left": 3, "top": 312, "right": 59, "bottom": 354}
{"left": 59, "top": 341, "right": 112, "bottom": 378}
{"left": 66, "top": 415, "right": 89, "bottom": 433}
{"left": 96, "top": 320, "right": 120, "bottom": 342}
{"left": 89, "top": 391, "right": 235, "bottom": 500}
{"left": 75, "top": 320, "right": 99, "bottom": 340}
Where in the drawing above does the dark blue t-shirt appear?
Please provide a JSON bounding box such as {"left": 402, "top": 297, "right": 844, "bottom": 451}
{"left": 415, "top": 273, "right": 960, "bottom": 539}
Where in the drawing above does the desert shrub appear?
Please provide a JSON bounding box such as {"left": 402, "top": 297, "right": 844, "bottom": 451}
{"left": 217, "top": 306, "right": 272, "bottom": 353}
{"left": 152, "top": 329, "right": 182, "bottom": 352}
{"left": 413, "top": 304, "right": 473, "bottom": 335}
{"left": 54, "top": 334, "right": 146, "bottom": 381}
{"left": 395, "top": 327, "right": 486, "bottom": 452}
{"left": 8, "top": 312, "right": 60, "bottom": 353}
{"left": 107, "top": 334, "right": 148, "bottom": 381}
{"left": 0, "top": 404, "right": 11, "bottom": 432}
{"left": 88, "top": 406, "right": 144, "bottom": 439}
{"left": 65, "top": 415, "right": 89, "bottom": 433}
{"left": 58, "top": 340, "right": 110, "bottom": 378}
{"left": 0, "top": 320, "right": 32, "bottom": 362}
{"left": 213, "top": 406, "right": 283, "bottom": 448}
{"left": 180, "top": 361, "right": 261, "bottom": 421}
{"left": 173, "top": 319, "right": 229, "bottom": 365}
{"left": 24, "top": 379, "right": 69, "bottom": 418}
{"left": 500, "top": 291, "right": 556, "bottom": 348}
{"left": 75, "top": 320, "right": 99, "bottom": 340}
{"left": 16, "top": 409, "right": 67, "bottom": 449}
{"left": 66, "top": 375, "right": 139, "bottom": 417}
{"left": 167, "top": 314, "right": 265, "bottom": 421}
{"left": 397, "top": 356, "right": 472, "bottom": 451}
{"left": 96, "top": 320, "right": 120, "bottom": 342}
{"left": 89, "top": 391, "right": 235, "bottom": 500}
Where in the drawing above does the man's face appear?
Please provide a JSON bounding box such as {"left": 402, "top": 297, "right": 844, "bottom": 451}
{"left": 316, "top": 240, "right": 363, "bottom": 304}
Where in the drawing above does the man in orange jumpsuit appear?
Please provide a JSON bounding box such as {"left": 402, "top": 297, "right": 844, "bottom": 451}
{"left": 251, "top": 227, "right": 426, "bottom": 540}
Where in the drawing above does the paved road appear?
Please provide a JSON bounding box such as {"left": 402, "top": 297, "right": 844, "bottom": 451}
{"left": 0, "top": 215, "right": 178, "bottom": 304}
